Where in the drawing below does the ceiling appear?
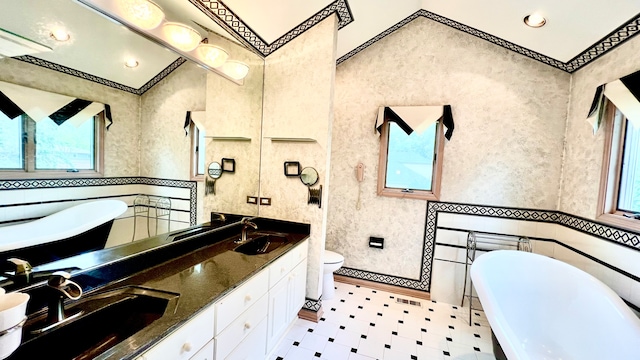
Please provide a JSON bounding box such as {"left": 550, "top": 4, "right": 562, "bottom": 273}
{"left": 1, "top": 0, "right": 638, "bottom": 95}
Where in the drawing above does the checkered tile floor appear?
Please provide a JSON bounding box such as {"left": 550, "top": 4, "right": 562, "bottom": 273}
{"left": 270, "top": 282, "right": 496, "bottom": 360}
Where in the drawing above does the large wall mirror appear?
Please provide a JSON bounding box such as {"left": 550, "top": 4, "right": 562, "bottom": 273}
{"left": 0, "top": 0, "right": 265, "bottom": 289}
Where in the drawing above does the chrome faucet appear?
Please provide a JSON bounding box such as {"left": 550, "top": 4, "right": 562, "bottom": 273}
{"left": 211, "top": 212, "right": 226, "bottom": 222}
{"left": 46, "top": 271, "right": 83, "bottom": 325}
{"left": 236, "top": 218, "right": 258, "bottom": 244}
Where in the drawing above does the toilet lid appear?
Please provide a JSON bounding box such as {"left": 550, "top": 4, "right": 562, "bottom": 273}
{"left": 325, "top": 250, "right": 344, "bottom": 264}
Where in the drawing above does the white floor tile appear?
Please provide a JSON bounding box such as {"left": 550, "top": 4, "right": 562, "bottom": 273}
{"left": 417, "top": 345, "right": 446, "bottom": 360}
{"left": 299, "top": 332, "right": 329, "bottom": 352}
{"left": 314, "top": 320, "right": 341, "bottom": 338}
{"left": 284, "top": 345, "right": 317, "bottom": 360}
{"left": 321, "top": 342, "right": 352, "bottom": 360}
{"left": 345, "top": 318, "right": 371, "bottom": 335}
{"left": 334, "top": 329, "right": 362, "bottom": 349}
{"left": 448, "top": 342, "right": 480, "bottom": 360}
{"left": 285, "top": 325, "right": 310, "bottom": 342}
{"left": 348, "top": 352, "right": 376, "bottom": 360}
{"left": 357, "top": 336, "right": 386, "bottom": 359}
{"left": 390, "top": 334, "right": 418, "bottom": 356}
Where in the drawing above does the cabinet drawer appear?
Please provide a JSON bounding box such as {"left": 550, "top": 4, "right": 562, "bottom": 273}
{"left": 215, "top": 268, "right": 268, "bottom": 334}
{"left": 139, "top": 305, "right": 215, "bottom": 360}
{"left": 215, "top": 294, "right": 268, "bottom": 359}
{"left": 269, "top": 240, "right": 308, "bottom": 287}
{"left": 190, "top": 339, "right": 214, "bottom": 360}
{"left": 224, "top": 318, "right": 267, "bottom": 360}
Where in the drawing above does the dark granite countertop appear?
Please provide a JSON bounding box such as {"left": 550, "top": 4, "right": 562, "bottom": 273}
{"left": 8, "top": 217, "right": 310, "bottom": 360}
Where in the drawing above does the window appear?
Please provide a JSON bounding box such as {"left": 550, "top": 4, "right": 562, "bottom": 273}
{"left": 598, "top": 100, "right": 640, "bottom": 230}
{"left": 190, "top": 121, "right": 206, "bottom": 181}
{"left": 0, "top": 112, "right": 104, "bottom": 178}
{"left": 377, "top": 120, "right": 444, "bottom": 200}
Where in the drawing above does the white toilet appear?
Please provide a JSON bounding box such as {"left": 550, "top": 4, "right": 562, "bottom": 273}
{"left": 323, "top": 250, "right": 345, "bottom": 300}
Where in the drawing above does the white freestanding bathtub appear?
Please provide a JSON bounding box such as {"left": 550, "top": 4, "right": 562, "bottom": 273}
{"left": 0, "top": 200, "right": 127, "bottom": 265}
{"left": 470, "top": 250, "right": 640, "bottom": 360}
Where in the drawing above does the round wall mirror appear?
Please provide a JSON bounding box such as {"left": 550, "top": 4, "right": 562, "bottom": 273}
{"left": 208, "top": 162, "right": 222, "bottom": 179}
{"left": 300, "top": 167, "right": 319, "bottom": 186}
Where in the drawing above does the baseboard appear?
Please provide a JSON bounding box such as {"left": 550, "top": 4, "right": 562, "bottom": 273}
{"left": 334, "top": 274, "right": 431, "bottom": 300}
{"left": 298, "top": 307, "right": 324, "bottom": 323}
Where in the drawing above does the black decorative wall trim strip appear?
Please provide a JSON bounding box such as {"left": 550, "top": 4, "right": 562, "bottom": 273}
{"left": 192, "top": 0, "right": 353, "bottom": 57}
{"left": 303, "top": 298, "right": 322, "bottom": 312}
{"left": 0, "top": 177, "right": 197, "bottom": 226}
{"left": 13, "top": 56, "right": 186, "bottom": 96}
{"left": 338, "top": 200, "right": 640, "bottom": 294}
{"left": 137, "top": 58, "right": 188, "bottom": 94}
{"left": 337, "top": 10, "right": 640, "bottom": 74}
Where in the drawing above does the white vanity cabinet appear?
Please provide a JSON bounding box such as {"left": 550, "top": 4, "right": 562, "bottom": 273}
{"left": 266, "top": 242, "right": 308, "bottom": 352}
{"left": 135, "top": 305, "right": 215, "bottom": 360}
{"left": 136, "top": 239, "right": 308, "bottom": 360}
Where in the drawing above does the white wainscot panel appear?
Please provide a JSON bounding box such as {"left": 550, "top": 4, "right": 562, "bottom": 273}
{"left": 143, "top": 185, "right": 191, "bottom": 199}
{"left": 531, "top": 240, "right": 555, "bottom": 258}
{"left": 557, "top": 226, "right": 640, "bottom": 279}
{"left": 434, "top": 243, "right": 465, "bottom": 263}
{"left": 535, "top": 222, "right": 558, "bottom": 239}
{"left": 435, "top": 229, "right": 467, "bottom": 247}
{"left": 0, "top": 190, "right": 25, "bottom": 206}
{"left": 430, "top": 259, "right": 466, "bottom": 306}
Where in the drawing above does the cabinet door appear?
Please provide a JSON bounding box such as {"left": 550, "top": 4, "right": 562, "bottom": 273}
{"left": 288, "top": 259, "right": 308, "bottom": 321}
{"left": 266, "top": 275, "right": 291, "bottom": 353}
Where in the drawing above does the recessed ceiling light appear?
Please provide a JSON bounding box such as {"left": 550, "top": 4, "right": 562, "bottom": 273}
{"left": 524, "top": 13, "right": 546, "bottom": 28}
{"left": 50, "top": 28, "right": 70, "bottom": 42}
{"left": 117, "top": 0, "right": 164, "bottom": 30}
{"left": 125, "top": 58, "right": 139, "bottom": 68}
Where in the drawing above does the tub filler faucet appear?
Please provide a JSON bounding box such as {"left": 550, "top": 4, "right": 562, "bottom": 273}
{"left": 236, "top": 218, "right": 258, "bottom": 244}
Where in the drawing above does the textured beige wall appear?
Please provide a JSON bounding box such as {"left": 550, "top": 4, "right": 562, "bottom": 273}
{"left": 261, "top": 15, "right": 338, "bottom": 300}
{"left": 327, "top": 17, "right": 571, "bottom": 279}
{"left": 203, "top": 33, "right": 264, "bottom": 217}
{"left": 560, "top": 35, "right": 640, "bottom": 218}
{"left": 139, "top": 62, "right": 207, "bottom": 180}
{"left": 0, "top": 58, "right": 141, "bottom": 176}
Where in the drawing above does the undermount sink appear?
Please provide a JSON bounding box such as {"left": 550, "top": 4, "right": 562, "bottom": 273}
{"left": 11, "top": 286, "right": 179, "bottom": 360}
{"left": 233, "top": 232, "right": 290, "bottom": 255}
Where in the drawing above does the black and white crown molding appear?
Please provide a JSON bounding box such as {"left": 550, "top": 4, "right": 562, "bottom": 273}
{"left": 13, "top": 56, "right": 187, "bottom": 96}
{"left": 0, "top": 176, "right": 198, "bottom": 226}
{"left": 335, "top": 200, "right": 640, "bottom": 293}
{"left": 336, "top": 9, "right": 640, "bottom": 73}
{"left": 190, "top": 0, "right": 353, "bottom": 57}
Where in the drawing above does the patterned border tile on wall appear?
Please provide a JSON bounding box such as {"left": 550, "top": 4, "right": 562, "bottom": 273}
{"left": 336, "top": 200, "right": 640, "bottom": 294}
{"left": 13, "top": 56, "right": 187, "bottom": 96}
{"left": 303, "top": 298, "right": 323, "bottom": 312}
{"left": 0, "top": 177, "right": 198, "bottom": 226}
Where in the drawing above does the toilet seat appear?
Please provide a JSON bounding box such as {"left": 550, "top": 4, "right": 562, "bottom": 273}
{"left": 324, "top": 250, "right": 344, "bottom": 264}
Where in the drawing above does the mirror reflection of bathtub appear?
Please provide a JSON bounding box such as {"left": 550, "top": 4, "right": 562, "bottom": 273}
{"left": 471, "top": 250, "right": 640, "bottom": 360}
{"left": 0, "top": 200, "right": 126, "bottom": 266}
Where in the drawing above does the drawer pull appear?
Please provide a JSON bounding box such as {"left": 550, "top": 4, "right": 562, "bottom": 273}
{"left": 182, "top": 342, "right": 192, "bottom": 353}
{"left": 281, "top": 267, "right": 286, "bottom": 273}
{"left": 245, "top": 294, "right": 252, "bottom": 302}
{"left": 244, "top": 322, "right": 251, "bottom": 330}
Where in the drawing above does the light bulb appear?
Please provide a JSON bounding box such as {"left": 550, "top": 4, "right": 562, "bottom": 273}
{"left": 524, "top": 13, "right": 546, "bottom": 28}
{"left": 162, "top": 22, "right": 202, "bottom": 52}
{"left": 221, "top": 60, "right": 249, "bottom": 80}
{"left": 117, "top": 0, "right": 164, "bottom": 30}
{"left": 50, "top": 28, "right": 70, "bottom": 42}
{"left": 196, "top": 44, "right": 229, "bottom": 68}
